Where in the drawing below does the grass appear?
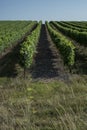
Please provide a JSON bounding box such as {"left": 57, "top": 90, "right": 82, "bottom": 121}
{"left": 0, "top": 76, "right": 87, "bottom": 130}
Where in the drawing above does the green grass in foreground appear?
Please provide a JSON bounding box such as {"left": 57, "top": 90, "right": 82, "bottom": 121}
{"left": 0, "top": 76, "right": 87, "bottom": 130}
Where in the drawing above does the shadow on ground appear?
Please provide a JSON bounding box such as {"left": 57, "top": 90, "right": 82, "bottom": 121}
{"left": 74, "top": 47, "right": 87, "bottom": 75}
{"left": 0, "top": 42, "right": 21, "bottom": 78}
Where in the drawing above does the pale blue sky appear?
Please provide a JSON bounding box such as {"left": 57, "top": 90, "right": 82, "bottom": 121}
{"left": 0, "top": 0, "right": 87, "bottom": 22}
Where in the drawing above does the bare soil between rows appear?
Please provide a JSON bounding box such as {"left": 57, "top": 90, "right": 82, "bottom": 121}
{"left": 30, "top": 24, "right": 69, "bottom": 81}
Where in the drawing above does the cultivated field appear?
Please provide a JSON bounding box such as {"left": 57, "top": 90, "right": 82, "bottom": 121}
{"left": 0, "top": 21, "right": 87, "bottom": 130}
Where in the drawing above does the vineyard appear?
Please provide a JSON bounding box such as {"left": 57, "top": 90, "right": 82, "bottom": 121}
{"left": 0, "top": 21, "right": 87, "bottom": 77}
{"left": 0, "top": 21, "right": 87, "bottom": 130}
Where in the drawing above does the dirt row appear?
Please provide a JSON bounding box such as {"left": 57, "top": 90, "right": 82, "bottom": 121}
{"left": 30, "top": 24, "right": 69, "bottom": 81}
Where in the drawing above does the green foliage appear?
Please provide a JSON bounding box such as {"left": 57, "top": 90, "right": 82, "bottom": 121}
{"left": 52, "top": 21, "right": 87, "bottom": 46}
{"left": 0, "top": 21, "right": 37, "bottom": 54}
{"left": 20, "top": 21, "right": 42, "bottom": 69}
{"left": 46, "top": 21, "right": 75, "bottom": 67}
{"left": 64, "top": 21, "right": 87, "bottom": 29}
{"left": 57, "top": 21, "right": 87, "bottom": 32}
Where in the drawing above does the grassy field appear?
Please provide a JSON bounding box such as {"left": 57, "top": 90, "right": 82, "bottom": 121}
{"left": 0, "top": 75, "right": 87, "bottom": 130}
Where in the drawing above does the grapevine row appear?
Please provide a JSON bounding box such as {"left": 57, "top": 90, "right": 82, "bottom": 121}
{"left": 46, "top": 21, "right": 75, "bottom": 69}
{"left": 64, "top": 21, "right": 87, "bottom": 29}
{"left": 20, "top": 21, "right": 42, "bottom": 71}
{"left": 57, "top": 22, "right": 87, "bottom": 32}
{"left": 51, "top": 21, "right": 87, "bottom": 46}
{"left": 0, "top": 21, "right": 37, "bottom": 54}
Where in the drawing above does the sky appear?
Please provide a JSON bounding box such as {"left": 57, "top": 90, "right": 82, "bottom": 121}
{"left": 0, "top": 0, "right": 87, "bottom": 23}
